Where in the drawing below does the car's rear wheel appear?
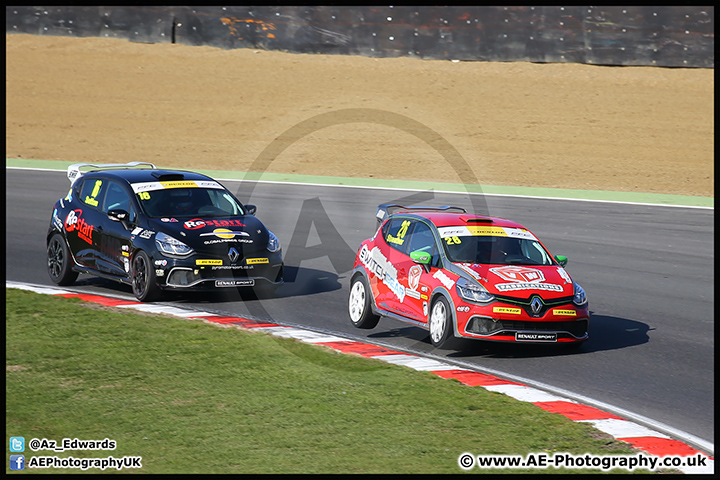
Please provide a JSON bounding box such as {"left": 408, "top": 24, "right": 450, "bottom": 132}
{"left": 348, "top": 275, "right": 380, "bottom": 329}
{"left": 47, "top": 233, "right": 79, "bottom": 286}
{"left": 131, "top": 250, "right": 160, "bottom": 302}
{"left": 429, "top": 296, "right": 453, "bottom": 348}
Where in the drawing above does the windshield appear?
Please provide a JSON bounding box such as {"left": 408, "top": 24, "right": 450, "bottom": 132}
{"left": 442, "top": 233, "right": 555, "bottom": 266}
{"left": 137, "top": 187, "right": 245, "bottom": 218}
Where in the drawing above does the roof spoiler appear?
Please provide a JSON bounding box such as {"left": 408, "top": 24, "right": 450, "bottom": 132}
{"left": 376, "top": 204, "right": 467, "bottom": 226}
{"left": 67, "top": 162, "right": 156, "bottom": 185}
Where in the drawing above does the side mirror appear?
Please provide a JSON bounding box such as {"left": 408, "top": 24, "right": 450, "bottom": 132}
{"left": 108, "top": 209, "right": 131, "bottom": 230}
{"left": 555, "top": 255, "right": 568, "bottom": 267}
{"left": 410, "top": 250, "right": 431, "bottom": 265}
{"left": 245, "top": 204, "right": 257, "bottom": 216}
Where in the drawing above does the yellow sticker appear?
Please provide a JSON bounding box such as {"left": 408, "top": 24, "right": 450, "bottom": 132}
{"left": 196, "top": 259, "right": 222, "bottom": 265}
{"left": 493, "top": 306, "right": 522, "bottom": 315}
{"left": 553, "top": 309, "right": 577, "bottom": 316}
{"left": 161, "top": 181, "right": 199, "bottom": 189}
{"left": 247, "top": 258, "right": 269, "bottom": 264}
{"left": 468, "top": 226, "right": 508, "bottom": 236}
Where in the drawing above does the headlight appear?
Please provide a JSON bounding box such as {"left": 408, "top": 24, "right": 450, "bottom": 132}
{"left": 573, "top": 282, "right": 588, "bottom": 306}
{"left": 456, "top": 277, "right": 494, "bottom": 303}
{"left": 267, "top": 230, "right": 281, "bottom": 253}
{"left": 155, "top": 232, "right": 194, "bottom": 256}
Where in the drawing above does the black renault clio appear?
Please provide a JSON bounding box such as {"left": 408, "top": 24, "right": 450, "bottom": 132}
{"left": 47, "top": 162, "right": 283, "bottom": 301}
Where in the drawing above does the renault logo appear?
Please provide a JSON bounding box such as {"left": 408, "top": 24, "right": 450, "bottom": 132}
{"left": 530, "top": 296, "right": 543, "bottom": 315}
{"left": 228, "top": 247, "right": 239, "bottom": 263}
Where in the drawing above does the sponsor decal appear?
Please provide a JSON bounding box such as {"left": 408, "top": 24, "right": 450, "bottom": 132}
{"left": 216, "top": 279, "right": 255, "bottom": 287}
{"left": 493, "top": 306, "right": 522, "bottom": 315}
{"left": 131, "top": 180, "right": 224, "bottom": 193}
{"left": 246, "top": 258, "right": 269, "bottom": 264}
{"left": 160, "top": 218, "right": 179, "bottom": 223}
{"left": 557, "top": 267, "right": 572, "bottom": 284}
{"left": 553, "top": 309, "right": 577, "bottom": 316}
{"left": 408, "top": 265, "right": 422, "bottom": 290}
{"left": 211, "top": 265, "right": 254, "bottom": 270}
{"left": 496, "top": 282, "right": 563, "bottom": 292}
{"left": 155, "top": 269, "right": 165, "bottom": 277}
{"left": 121, "top": 251, "right": 129, "bottom": 257}
{"left": 438, "top": 226, "right": 537, "bottom": 240}
{"left": 432, "top": 270, "right": 455, "bottom": 290}
{"left": 64, "top": 209, "right": 94, "bottom": 245}
{"left": 184, "top": 219, "right": 247, "bottom": 230}
{"left": 516, "top": 332, "right": 557, "bottom": 342}
{"left": 491, "top": 266, "right": 545, "bottom": 283}
{"left": 358, "top": 244, "right": 406, "bottom": 303}
{"left": 457, "top": 305, "right": 470, "bottom": 312}
{"left": 154, "top": 259, "right": 168, "bottom": 266}
{"left": 196, "top": 259, "right": 223, "bottom": 266}
{"left": 455, "top": 263, "right": 482, "bottom": 280}
{"left": 200, "top": 228, "right": 250, "bottom": 239}
{"left": 123, "top": 257, "right": 130, "bottom": 273}
{"left": 490, "top": 266, "right": 565, "bottom": 292}
{"left": 52, "top": 209, "right": 63, "bottom": 231}
{"left": 423, "top": 301, "right": 428, "bottom": 316}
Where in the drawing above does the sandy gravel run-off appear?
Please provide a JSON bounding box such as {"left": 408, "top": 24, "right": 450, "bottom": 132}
{"left": 5, "top": 34, "right": 714, "bottom": 198}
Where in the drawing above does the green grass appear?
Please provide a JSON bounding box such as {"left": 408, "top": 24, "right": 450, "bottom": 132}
{"left": 6, "top": 288, "right": 650, "bottom": 474}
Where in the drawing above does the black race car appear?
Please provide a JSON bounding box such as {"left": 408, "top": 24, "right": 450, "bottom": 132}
{"left": 46, "top": 162, "right": 283, "bottom": 301}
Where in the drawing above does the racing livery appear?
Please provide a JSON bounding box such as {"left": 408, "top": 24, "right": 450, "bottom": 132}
{"left": 348, "top": 204, "right": 589, "bottom": 347}
{"left": 47, "top": 162, "right": 283, "bottom": 301}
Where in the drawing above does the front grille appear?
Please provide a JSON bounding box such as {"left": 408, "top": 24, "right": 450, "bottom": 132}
{"left": 466, "top": 317, "right": 588, "bottom": 338}
{"left": 494, "top": 294, "right": 575, "bottom": 317}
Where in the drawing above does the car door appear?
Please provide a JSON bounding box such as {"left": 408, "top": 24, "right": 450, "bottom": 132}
{"left": 97, "top": 180, "right": 136, "bottom": 277}
{"left": 374, "top": 216, "right": 412, "bottom": 315}
{"left": 398, "top": 220, "right": 441, "bottom": 322}
{"left": 64, "top": 177, "right": 108, "bottom": 269}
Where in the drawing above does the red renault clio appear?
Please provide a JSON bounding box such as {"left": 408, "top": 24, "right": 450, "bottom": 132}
{"left": 348, "top": 205, "right": 589, "bottom": 348}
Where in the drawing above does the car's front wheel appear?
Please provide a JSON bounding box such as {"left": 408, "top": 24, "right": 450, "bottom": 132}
{"left": 47, "top": 233, "right": 79, "bottom": 286}
{"left": 348, "top": 274, "right": 380, "bottom": 329}
{"left": 429, "top": 296, "right": 453, "bottom": 348}
{"left": 131, "top": 250, "right": 160, "bottom": 302}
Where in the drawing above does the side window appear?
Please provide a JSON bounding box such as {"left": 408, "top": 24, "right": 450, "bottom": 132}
{"left": 406, "top": 221, "right": 441, "bottom": 268}
{"left": 79, "top": 178, "right": 107, "bottom": 209}
{"left": 102, "top": 181, "right": 131, "bottom": 214}
{"left": 383, "top": 218, "right": 412, "bottom": 253}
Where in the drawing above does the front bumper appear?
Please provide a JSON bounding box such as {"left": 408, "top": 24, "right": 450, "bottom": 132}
{"left": 154, "top": 252, "right": 283, "bottom": 290}
{"left": 456, "top": 301, "right": 590, "bottom": 343}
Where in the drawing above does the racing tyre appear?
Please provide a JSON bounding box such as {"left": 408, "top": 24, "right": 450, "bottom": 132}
{"left": 348, "top": 275, "right": 380, "bottom": 329}
{"left": 131, "top": 250, "right": 160, "bottom": 302}
{"left": 47, "top": 233, "right": 79, "bottom": 286}
{"left": 429, "top": 296, "right": 453, "bottom": 348}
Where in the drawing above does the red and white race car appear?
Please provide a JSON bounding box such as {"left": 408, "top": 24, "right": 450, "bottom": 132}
{"left": 348, "top": 204, "right": 589, "bottom": 348}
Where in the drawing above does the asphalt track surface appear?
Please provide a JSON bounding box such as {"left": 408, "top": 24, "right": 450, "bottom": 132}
{"left": 6, "top": 167, "right": 714, "bottom": 452}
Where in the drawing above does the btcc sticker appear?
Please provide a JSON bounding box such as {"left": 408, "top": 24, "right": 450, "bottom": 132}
{"left": 130, "top": 180, "right": 224, "bottom": 193}
{"left": 358, "top": 244, "right": 406, "bottom": 303}
{"left": 438, "top": 226, "right": 537, "bottom": 240}
{"left": 196, "top": 259, "right": 223, "bottom": 266}
{"left": 246, "top": 258, "right": 269, "bottom": 264}
{"left": 493, "top": 306, "right": 522, "bottom": 315}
